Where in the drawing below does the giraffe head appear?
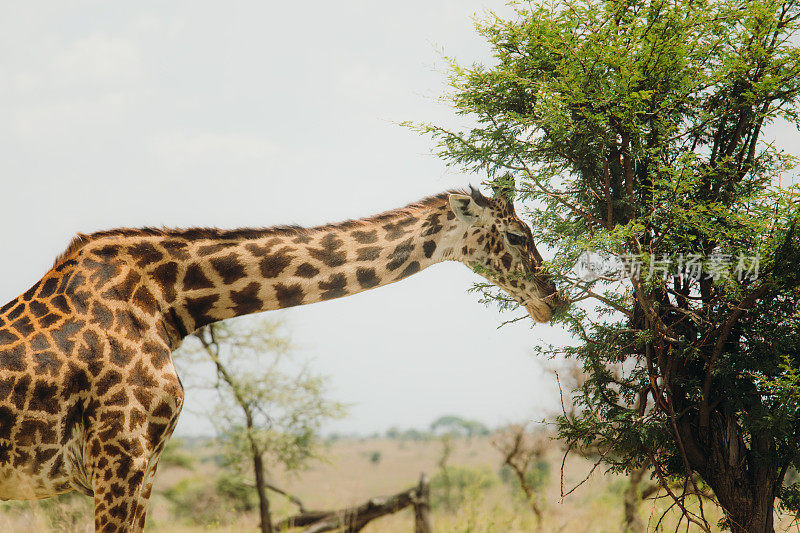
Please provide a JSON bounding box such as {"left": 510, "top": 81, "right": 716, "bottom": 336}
{"left": 448, "top": 186, "right": 565, "bottom": 323}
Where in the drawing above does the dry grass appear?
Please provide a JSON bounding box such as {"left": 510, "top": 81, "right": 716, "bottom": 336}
{"left": 1, "top": 436, "right": 798, "bottom": 532}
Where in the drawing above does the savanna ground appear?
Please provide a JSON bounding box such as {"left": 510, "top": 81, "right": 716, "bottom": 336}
{"left": 1, "top": 434, "right": 799, "bottom": 533}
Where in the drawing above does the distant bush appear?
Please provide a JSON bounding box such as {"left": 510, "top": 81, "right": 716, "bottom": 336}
{"left": 163, "top": 478, "right": 224, "bottom": 524}
{"left": 216, "top": 473, "right": 257, "bottom": 512}
{"left": 369, "top": 451, "right": 381, "bottom": 464}
{"left": 385, "top": 427, "right": 432, "bottom": 441}
{"left": 405, "top": 429, "right": 432, "bottom": 441}
{"left": 430, "top": 465, "right": 496, "bottom": 510}
{"left": 159, "top": 438, "right": 196, "bottom": 470}
{"left": 162, "top": 473, "right": 256, "bottom": 525}
{"left": 384, "top": 417, "right": 491, "bottom": 442}
{"left": 431, "top": 415, "right": 490, "bottom": 439}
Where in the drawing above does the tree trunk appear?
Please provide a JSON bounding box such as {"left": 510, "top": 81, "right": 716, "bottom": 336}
{"left": 253, "top": 452, "right": 273, "bottom": 533}
{"left": 674, "top": 410, "right": 778, "bottom": 533}
{"left": 714, "top": 485, "right": 776, "bottom": 533}
{"left": 437, "top": 436, "right": 453, "bottom": 512}
{"left": 413, "top": 474, "right": 433, "bottom": 533}
{"left": 623, "top": 466, "right": 647, "bottom": 533}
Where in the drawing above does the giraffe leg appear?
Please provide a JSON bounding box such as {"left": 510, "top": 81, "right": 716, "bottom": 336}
{"left": 90, "top": 441, "right": 150, "bottom": 533}
{"left": 87, "top": 408, "right": 178, "bottom": 532}
{"left": 132, "top": 457, "right": 161, "bottom": 531}
{"left": 133, "top": 408, "right": 184, "bottom": 530}
{"left": 132, "top": 355, "right": 185, "bottom": 531}
{"left": 87, "top": 345, "right": 184, "bottom": 532}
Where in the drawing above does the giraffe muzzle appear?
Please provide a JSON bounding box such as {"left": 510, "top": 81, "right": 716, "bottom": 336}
{"left": 525, "top": 300, "right": 553, "bottom": 323}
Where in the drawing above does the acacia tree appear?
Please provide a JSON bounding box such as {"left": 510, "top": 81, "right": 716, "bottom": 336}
{"left": 178, "top": 317, "right": 345, "bottom": 533}
{"left": 417, "top": 1, "right": 800, "bottom": 531}
{"left": 430, "top": 415, "right": 490, "bottom": 440}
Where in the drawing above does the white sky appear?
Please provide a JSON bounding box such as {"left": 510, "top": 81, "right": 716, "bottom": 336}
{"left": 0, "top": 0, "right": 572, "bottom": 435}
{"left": 2, "top": 2, "right": 796, "bottom": 436}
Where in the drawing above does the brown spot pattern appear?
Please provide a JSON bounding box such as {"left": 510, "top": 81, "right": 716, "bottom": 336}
{"left": 294, "top": 262, "right": 319, "bottom": 278}
{"left": 230, "top": 282, "right": 263, "bottom": 315}
{"left": 356, "top": 268, "right": 380, "bottom": 289}
{"left": 356, "top": 246, "right": 381, "bottom": 261}
{"left": 274, "top": 283, "right": 304, "bottom": 308}
{"left": 386, "top": 239, "right": 415, "bottom": 271}
{"left": 352, "top": 229, "right": 378, "bottom": 244}
{"left": 209, "top": 253, "right": 246, "bottom": 284}
{"left": 183, "top": 263, "right": 214, "bottom": 290}
{"left": 307, "top": 233, "right": 346, "bottom": 267}
{"left": 260, "top": 253, "right": 293, "bottom": 278}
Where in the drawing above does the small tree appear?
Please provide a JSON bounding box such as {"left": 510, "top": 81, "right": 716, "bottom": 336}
{"left": 492, "top": 423, "right": 550, "bottom": 523}
{"left": 418, "top": 1, "right": 800, "bottom": 531}
{"left": 435, "top": 433, "right": 454, "bottom": 512}
{"left": 430, "top": 415, "right": 490, "bottom": 440}
{"left": 178, "top": 317, "right": 346, "bottom": 533}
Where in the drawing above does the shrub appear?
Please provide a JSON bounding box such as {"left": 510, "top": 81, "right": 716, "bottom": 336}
{"left": 216, "top": 473, "right": 256, "bottom": 512}
{"left": 430, "top": 465, "right": 496, "bottom": 510}
{"left": 158, "top": 438, "right": 196, "bottom": 470}
{"left": 162, "top": 473, "right": 256, "bottom": 525}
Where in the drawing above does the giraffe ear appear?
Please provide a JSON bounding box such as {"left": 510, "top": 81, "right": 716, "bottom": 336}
{"left": 449, "top": 193, "right": 486, "bottom": 224}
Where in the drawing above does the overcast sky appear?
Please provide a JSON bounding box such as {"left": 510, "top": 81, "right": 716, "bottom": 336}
{"left": 0, "top": 0, "right": 572, "bottom": 436}
{"left": 2, "top": 2, "right": 796, "bottom": 436}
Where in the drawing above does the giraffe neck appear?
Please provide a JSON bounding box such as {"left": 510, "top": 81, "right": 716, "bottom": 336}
{"left": 109, "top": 193, "right": 466, "bottom": 339}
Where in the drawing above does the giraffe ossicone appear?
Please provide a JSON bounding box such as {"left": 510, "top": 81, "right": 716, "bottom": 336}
{"left": 0, "top": 186, "right": 564, "bottom": 532}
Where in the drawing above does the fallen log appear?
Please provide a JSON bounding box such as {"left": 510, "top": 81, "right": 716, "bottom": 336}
{"left": 276, "top": 473, "right": 432, "bottom": 533}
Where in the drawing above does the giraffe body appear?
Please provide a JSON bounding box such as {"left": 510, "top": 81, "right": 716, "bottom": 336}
{"left": 0, "top": 187, "right": 562, "bottom": 531}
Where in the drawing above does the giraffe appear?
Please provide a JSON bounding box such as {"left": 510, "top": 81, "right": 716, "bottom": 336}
{"left": 0, "top": 186, "right": 563, "bottom": 532}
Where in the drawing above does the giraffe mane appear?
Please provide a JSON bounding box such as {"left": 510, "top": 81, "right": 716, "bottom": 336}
{"left": 53, "top": 190, "right": 468, "bottom": 268}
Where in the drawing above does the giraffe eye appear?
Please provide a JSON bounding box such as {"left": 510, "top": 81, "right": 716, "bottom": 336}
{"left": 506, "top": 232, "right": 525, "bottom": 247}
